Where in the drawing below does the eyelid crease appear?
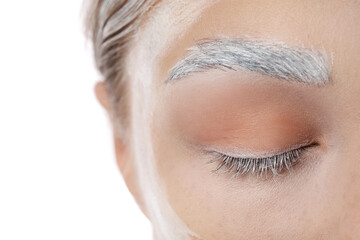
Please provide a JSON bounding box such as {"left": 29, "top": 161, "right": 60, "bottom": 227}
{"left": 204, "top": 139, "right": 317, "bottom": 159}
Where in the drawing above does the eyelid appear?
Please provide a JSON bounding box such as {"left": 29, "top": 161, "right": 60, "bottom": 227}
{"left": 205, "top": 141, "right": 318, "bottom": 178}
{"left": 204, "top": 139, "right": 316, "bottom": 159}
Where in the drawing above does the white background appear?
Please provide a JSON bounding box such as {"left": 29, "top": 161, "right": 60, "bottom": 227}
{"left": 0, "top": 1, "right": 152, "bottom": 239}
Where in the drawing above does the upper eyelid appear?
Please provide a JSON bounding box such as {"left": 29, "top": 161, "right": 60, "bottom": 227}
{"left": 213, "top": 146, "right": 308, "bottom": 162}
{"left": 204, "top": 140, "right": 317, "bottom": 160}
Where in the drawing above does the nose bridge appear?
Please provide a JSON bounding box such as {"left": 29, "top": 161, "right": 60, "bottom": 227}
{"left": 341, "top": 196, "right": 360, "bottom": 238}
{"left": 340, "top": 156, "right": 360, "bottom": 238}
{"left": 351, "top": 137, "right": 360, "bottom": 232}
{"left": 351, "top": 168, "right": 360, "bottom": 235}
{"left": 334, "top": 110, "right": 360, "bottom": 237}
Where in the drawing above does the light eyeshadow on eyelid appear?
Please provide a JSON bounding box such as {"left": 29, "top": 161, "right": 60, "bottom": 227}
{"left": 160, "top": 69, "right": 329, "bottom": 158}
{"left": 201, "top": 138, "right": 315, "bottom": 159}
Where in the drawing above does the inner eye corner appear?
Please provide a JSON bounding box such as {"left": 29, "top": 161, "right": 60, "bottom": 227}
{"left": 304, "top": 141, "right": 320, "bottom": 149}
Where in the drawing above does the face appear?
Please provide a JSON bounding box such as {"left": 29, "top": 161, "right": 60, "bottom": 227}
{"left": 119, "top": 0, "right": 360, "bottom": 239}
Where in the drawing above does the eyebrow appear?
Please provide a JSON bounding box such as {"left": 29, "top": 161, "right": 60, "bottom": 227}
{"left": 166, "top": 38, "right": 332, "bottom": 86}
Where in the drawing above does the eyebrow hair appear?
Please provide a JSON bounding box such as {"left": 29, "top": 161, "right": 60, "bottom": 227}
{"left": 166, "top": 38, "right": 332, "bottom": 86}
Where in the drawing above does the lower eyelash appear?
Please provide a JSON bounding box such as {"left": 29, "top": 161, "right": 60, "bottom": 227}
{"left": 209, "top": 144, "right": 316, "bottom": 178}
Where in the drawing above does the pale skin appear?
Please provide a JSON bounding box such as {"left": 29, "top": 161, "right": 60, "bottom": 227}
{"left": 96, "top": 0, "right": 360, "bottom": 239}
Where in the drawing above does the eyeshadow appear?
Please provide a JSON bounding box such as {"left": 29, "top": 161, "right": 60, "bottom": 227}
{"left": 160, "top": 70, "right": 326, "bottom": 154}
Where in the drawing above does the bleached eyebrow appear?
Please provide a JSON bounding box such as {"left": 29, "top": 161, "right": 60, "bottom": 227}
{"left": 166, "top": 38, "right": 332, "bottom": 86}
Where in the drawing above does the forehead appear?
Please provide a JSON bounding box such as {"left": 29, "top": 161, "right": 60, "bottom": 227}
{"left": 126, "top": 0, "right": 359, "bottom": 89}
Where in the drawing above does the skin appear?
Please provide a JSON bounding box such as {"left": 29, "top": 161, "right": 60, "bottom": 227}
{"left": 96, "top": 0, "right": 360, "bottom": 239}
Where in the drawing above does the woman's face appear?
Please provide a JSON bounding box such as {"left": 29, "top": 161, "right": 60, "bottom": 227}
{"left": 123, "top": 0, "right": 360, "bottom": 239}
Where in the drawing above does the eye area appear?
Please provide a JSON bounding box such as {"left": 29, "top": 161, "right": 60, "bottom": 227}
{"left": 207, "top": 142, "right": 319, "bottom": 179}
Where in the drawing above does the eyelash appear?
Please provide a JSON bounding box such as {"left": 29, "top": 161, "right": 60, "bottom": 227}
{"left": 208, "top": 143, "right": 317, "bottom": 178}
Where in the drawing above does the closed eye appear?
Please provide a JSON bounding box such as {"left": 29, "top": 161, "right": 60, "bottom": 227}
{"left": 207, "top": 142, "right": 319, "bottom": 179}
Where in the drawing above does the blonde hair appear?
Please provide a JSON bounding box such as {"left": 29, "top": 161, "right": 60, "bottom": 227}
{"left": 83, "top": 2, "right": 215, "bottom": 239}
{"left": 83, "top": 0, "right": 157, "bottom": 135}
